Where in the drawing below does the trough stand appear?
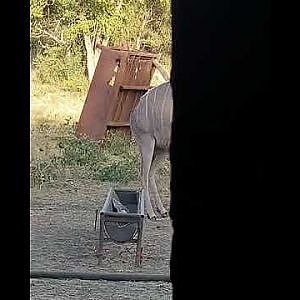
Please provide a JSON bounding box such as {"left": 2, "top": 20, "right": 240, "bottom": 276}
{"left": 95, "top": 188, "right": 145, "bottom": 267}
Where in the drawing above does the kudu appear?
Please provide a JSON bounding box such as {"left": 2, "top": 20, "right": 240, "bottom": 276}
{"left": 130, "top": 82, "right": 173, "bottom": 220}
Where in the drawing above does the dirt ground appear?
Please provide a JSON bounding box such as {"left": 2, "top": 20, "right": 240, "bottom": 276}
{"left": 30, "top": 179, "right": 173, "bottom": 299}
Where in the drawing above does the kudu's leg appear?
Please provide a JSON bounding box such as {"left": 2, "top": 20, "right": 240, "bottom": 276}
{"left": 149, "top": 152, "right": 168, "bottom": 217}
{"left": 138, "top": 134, "right": 157, "bottom": 220}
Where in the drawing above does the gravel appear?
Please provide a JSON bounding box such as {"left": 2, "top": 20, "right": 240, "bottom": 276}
{"left": 30, "top": 179, "right": 173, "bottom": 299}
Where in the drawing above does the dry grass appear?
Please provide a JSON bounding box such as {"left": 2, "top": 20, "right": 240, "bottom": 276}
{"left": 30, "top": 70, "right": 170, "bottom": 188}
{"left": 31, "top": 84, "right": 86, "bottom": 125}
{"left": 30, "top": 69, "right": 166, "bottom": 126}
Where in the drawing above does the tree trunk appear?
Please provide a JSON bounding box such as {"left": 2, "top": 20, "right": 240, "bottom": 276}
{"left": 100, "top": 0, "right": 122, "bottom": 48}
{"left": 84, "top": 34, "right": 97, "bottom": 82}
{"left": 136, "top": 15, "right": 148, "bottom": 50}
{"left": 93, "top": 34, "right": 102, "bottom": 67}
{"left": 83, "top": 0, "right": 124, "bottom": 82}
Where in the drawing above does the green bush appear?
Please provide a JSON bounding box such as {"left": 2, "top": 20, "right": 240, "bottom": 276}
{"left": 34, "top": 46, "right": 89, "bottom": 92}
{"left": 30, "top": 122, "right": 171, "bottom": 188}
{"left": 57, "top": 131, "right": 140, "bottom": 183}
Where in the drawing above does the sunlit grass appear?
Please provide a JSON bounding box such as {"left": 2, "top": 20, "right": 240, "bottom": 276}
{"left": 31, "top": 74, "right": 86, "bottom": 125}
{"left": 30, "top": 71, "right": 170, "bottom": 189}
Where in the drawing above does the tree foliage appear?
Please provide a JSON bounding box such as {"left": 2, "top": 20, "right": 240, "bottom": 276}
{"left": 31, "top": 0, "right": 171, "bottom": 89}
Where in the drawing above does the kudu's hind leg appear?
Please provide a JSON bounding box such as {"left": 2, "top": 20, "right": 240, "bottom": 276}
{"left": 149, "top": 152, "right": 168, "bottom": 217}
{"left": 138, "top": 134, "right": 157, "bottom": 220}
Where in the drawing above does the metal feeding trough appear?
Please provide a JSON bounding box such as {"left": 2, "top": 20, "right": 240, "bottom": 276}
{"left": 95, "top": 188, "right": 145, "bottom": 266}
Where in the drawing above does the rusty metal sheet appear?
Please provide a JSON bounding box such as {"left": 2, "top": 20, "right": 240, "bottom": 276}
{"left": 109, "top": 54, "right": 157, "bottom": 126}
{"left": 75, "top": 48, "right": 125, "bottom": 141}
{"left": 76, "top": 46, "right": 158, "bottom": 141}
